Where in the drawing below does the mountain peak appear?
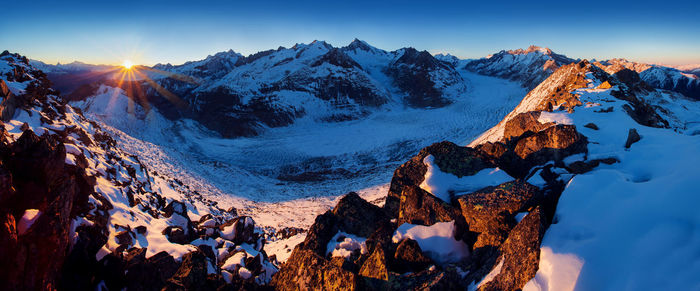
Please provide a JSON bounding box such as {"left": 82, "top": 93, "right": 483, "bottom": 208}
{"left": 507, "top": 45, "right": 553, "bottom": 55}
{"left": 346, "top": 38, "right": 372, "bottom": 50}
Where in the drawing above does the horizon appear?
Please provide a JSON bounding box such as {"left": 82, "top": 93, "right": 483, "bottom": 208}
{"left": 2, "top": 0, "right": 699, "bottom": 67}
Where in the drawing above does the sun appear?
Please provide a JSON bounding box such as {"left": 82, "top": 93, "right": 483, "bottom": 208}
{"left": 122, "top": 60, "right": 134, "bottom": 69}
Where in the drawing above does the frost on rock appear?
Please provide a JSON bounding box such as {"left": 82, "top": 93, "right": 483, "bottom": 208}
{"left": 392, "top": 221, "right": 470, "bottom": 264}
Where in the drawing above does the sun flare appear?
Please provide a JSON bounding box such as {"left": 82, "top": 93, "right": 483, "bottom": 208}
{"left": 122, "top": 60, "right": 134, "bottom": 69}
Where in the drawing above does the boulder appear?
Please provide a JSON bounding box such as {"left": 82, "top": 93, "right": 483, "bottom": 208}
{"left": 270, "top": 248, "right": 358, "bottom": 290}
{"left": 392, "top": 238, "right": 433, "bottom": 273}
{"left": 625, "top": 128, "right": 641, "bottom": 148}
{"left": 397, "top": 185, "right": 462, "bottom": 226}
{"left": 458, "top": 181, "right": 543, "bottom": 251}
{"left": 331, "top": 192, "right": 389, "bottom": 238}
{"left": 503, "top": 112, "right": 553, "bottom": 141}
{"left": 164, "top": 251, "right": 213, "bottom": 290}
{"left": 478, "top": 207, "right": 546, "bottom": 291}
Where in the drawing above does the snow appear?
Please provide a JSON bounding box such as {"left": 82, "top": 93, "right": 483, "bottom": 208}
{"left": 419, "top": 155, "right": 512, "bottom": 202}
{"left": 522, "top": 247, "right": 583, "bottom": 291}
{"left": 73, "top": 68, "right": 525, "bottom": 232}
{"left": 469, "top": 257, "right": 504, "bottom": 291}
{"left": 221, "top": 251, "right": 247, "bottom": 272}
{"left": 265, "top": 233, "right": 307, "bottom": 263}
{"left": 392, "top": 221, "right": 470, "bottom": 264}
{"left": 17, "top": 209, "right": 41, "bottom": 235}
{"left": 326, "top": 231, "right": 367, "bottom": 258}
{"left": 537, "top": 111, "right": 573, "bottom": 125}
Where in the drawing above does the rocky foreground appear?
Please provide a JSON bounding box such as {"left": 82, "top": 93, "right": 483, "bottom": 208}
{"left": 270, "top": 60, "right": 699, "bottom": 290}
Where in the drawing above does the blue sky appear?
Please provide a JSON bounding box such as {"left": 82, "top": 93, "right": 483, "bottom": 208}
{"left": 1, "top": 0, "right": 698, "bottom": 66}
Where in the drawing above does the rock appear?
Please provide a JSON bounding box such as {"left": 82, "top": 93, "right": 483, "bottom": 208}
{"left": 220, "top": 216, "right": 256, "bottom": 245}
{"left": 123, "top": 249, "right": 180, "bottom": 291}
{"left": 270, "top": 248, "right": 358, "bottom": 290}
{"left": 479, "top": 207, "right": 546, "bottom": 291}
{"left": 359, "top": 246, "right": 389, "bottom": 281}
{"left": 332, "top": 192, "right": 389, "bottom": 238}
{"left": 385, "top": 141, "right": 494, "bottom": 217}
{"left": 397, "top": 185, "right": 462, "bottom": 226}
{"left": 597, "top": 81, "right": 612, "bottom": 89}
{"left": 625, "top": 128, "right": 641, "bottom": 148}
{"left": 115, "top": 230, "right": 133, "bottom": 247}
{"left": 0, "top": 130, "right": 93, "bottom": 290}
{"left": 163, "top": 200, "right": 187, "bottom": 218}
{"left": 392, "top": 238, "right": 433, "bottom": 273}
{"left": 135, "top": 225, "right": 147, "bottom": 234}
{"left": 514, "top": 125, "right": 586, "bottom": 160}
{"left": 164, "top": 251, "right": 212, "bottom": 290}
{"left": 162, "top": 226, "right": 189, "bottom": 244}
{"left": 226, "top": 206, "right": 238, "bottom": 217}
{"left": 458, "top": 181, "right": 543, "bottom": 251}
{"left": 503, "top": 112, "right": 553, "bottom": 141}
{"left": 298, "top": 211, "right": 338, "bottom": 256}
{"left": 584, "top": 123, "right": 599, "bottom": 130}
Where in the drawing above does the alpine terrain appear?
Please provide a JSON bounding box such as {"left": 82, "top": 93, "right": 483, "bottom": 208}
{"left": 1, "top": 39, "right": 699, "bottom": 291}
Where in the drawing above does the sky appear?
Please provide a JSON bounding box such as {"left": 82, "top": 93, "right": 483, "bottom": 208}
{"left": 1, "top": 0, "right": 698, "bottom": 67}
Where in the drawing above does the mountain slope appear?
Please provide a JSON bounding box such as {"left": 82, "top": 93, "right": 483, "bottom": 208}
{"left": 66, "top": 40, "right": 466, "bottom": 138}
{"left": 597, "top": 58, "right": 700, "bottom": 100}
{"left": 0, "top": 52, "right": 281, "bottom": 289}
{"left": 464, "top": 45, "right": 577, "bottom": 89}
{"left": 274, "top": 60, "right": 700, "bottom": 290}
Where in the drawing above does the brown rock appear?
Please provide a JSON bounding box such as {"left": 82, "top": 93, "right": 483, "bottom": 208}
{"left": 397, "top": 185, "right": 462, "bottom": 226}
{"left": 271, "top": 248, "right": 358, "bottom": 290}
{"left": 479, "top": 207, "right": 546, "bottom": 291}
{"left": 359, "top": 246, "right": 389, "bottom": 281}
{"left": 503, "top": 112, "right": 553, "bottom": 141}
{"left": 392, "top": 238, "right": 433, "bottom": 273}
{"left": 458, "top": 181, "right": 542, "bottom": 251}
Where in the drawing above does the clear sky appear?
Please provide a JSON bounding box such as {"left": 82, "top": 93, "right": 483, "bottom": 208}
{"left": 1, "top": 0, "right": 698, "bottom": 66}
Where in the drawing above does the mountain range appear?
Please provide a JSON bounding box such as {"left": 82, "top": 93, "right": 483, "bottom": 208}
{"left": 2, "top": 40, "right": 700, "bottom": 290}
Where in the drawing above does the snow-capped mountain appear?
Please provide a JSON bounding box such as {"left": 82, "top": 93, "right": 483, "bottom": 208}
{"left": 273, "top": 59, "right": 700, "bottom": 290}
{"left": 463, "top": 45, "right": 577, "bottom": 89}
{"left": 596, "top": 58, "right": 700, "bottom": 100}
{"left": 66, "top": 39, "right": 466, "bottom": 138}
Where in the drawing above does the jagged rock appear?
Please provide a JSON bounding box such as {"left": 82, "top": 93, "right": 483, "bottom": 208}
{"left": 115, "top": 230, "right": 133, "bottom": 246}
{"left": 513, "top": 125, "right": 586, "bottom": 160}
{"left": 625, "top": 128, "right": 641, "bottom": 148}
{"left": 503, "top": 112, "right": 553, "bottom": 141}
{"left": 392, "top": 238, "right": 433, "bottom": 273}
{"left": 220, "top": 216, "right": 256, "bottom": 245}
{"left": 162, "top": 226, "right": 189, "bottom": 244}
{"left": 270, "top": 248, "right": 358, "bottom": 290}
{"left": 135, "top": 225, "right": 147, "bottom": 234}
{"left": 0, "top": 130, "right": 93, "bottom": 290}
{"left": 457, "top": 181, "right": 542, "bottom": 251}
{"left": 385, "top": 141, "right": 494, "bottom": 217}
{"left": 397, "top": 185, "right": 462, "bottom": 225}
{"left": 163, "top": 200, "right": 187, "bottom": 218}
{"left": 567, "top": 157, "right": 618, "bottom": 174}
{"left": 123, "top": 249, "right": 180, "bottom": 291}
{"left": 388, "top": 267, "right": 465, "bottom": 290}
{"left": 331, "top": 192, "right": 389, "bottom": 238}
{"left": 164, "top": 250, "right": 213, "bottom": 290}
{"left": 359, "top": 246, "right": 390, "bottom": 282}
{"left": 478, "top": 207, "right": 546, "bottom": 291}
